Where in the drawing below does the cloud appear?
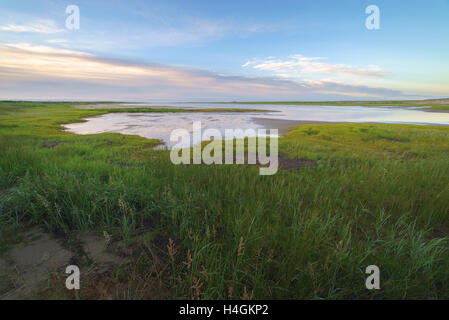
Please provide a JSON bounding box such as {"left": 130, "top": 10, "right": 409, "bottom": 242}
{"left": 3, "top": 43, "right": 91, "bottom": 57}
{"left": 126, "top": 18, "right": 278, "bottom": 47}
{"left": 47, "top": 39, "right": 69, "bottom": 44}
{"left": 0, "top": 43, "right": 404, "bottom": 100}
{"left": 0, "top": 19, "right": 65, "bottom": 34}
{"left": 243, "top": 54, "right": 389, "bottom": 80}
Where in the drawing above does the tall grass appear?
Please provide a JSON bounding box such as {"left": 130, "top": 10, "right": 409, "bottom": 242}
{"left": 1, "top": 101, "right": 448, "bottom": 299}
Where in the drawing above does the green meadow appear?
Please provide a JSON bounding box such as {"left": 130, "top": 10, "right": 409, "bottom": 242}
{"left": 1, "top": 101, "right": 448, "bottom": 299}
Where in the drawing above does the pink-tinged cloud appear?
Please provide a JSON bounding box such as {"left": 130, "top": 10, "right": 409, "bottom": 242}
{"left": 243, "top": 54, "right": 389, "bottom": 79}
{"left": 0, "top": 43, "right": 404, "bottom": 101}
{"left": 0, "top": 20, "right": 65, "bottom": 34}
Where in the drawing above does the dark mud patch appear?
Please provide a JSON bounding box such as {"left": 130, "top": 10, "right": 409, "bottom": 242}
{"left": 377, "top": 136, "right": 409, "bottom": 143}
{"left": 277, "top": 155, "right": 318, "bottom": 170}
{"left": 42, "top": 141, "right": 60, "bottom": 149}
{"left": 183, "top": 152, "right": 319, "bottom": 172}
{"left": 109, "top": 161, "right": 132, "bottom": 168}
{"left": 236, "top": 153, "right": 318, "bottom": 171}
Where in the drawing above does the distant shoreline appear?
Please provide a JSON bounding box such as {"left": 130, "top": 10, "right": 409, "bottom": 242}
{"left": 206, "top": 98, "right": 449, "bottom": 111}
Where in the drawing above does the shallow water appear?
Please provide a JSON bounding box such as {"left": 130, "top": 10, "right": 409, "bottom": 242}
{"left": 64, "top": 111, "right": 269, "bottom": 148}
{"left": 64, "top": 103, "right": 449, "bottom": 148}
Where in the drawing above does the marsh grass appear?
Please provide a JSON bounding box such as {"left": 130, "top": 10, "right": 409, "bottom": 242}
{"left": 1, "top": 101, "right": 449, "bottom": 299}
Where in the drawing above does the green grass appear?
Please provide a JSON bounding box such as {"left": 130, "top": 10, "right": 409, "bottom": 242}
{"left": 1, "top": 101, "right": 449, "bottom": 299}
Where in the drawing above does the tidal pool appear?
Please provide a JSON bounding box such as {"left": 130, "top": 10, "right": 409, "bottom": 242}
{"left": 64, "top": 104, "right": 449, "bottom": 148}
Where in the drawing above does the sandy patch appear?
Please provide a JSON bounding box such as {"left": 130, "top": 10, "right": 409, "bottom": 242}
{"left": 0, "top": 228, "right": 130, "bottom": 300}
{"left": 0, "top": 227, "right": 72, "bottom": 299}
{"left": 424, "top": 109, "right": 449, "bottom": 114}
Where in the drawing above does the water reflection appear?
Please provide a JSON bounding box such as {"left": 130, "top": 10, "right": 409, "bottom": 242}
{"left": 64, "top": 104, "right": 449, "bottom": 148}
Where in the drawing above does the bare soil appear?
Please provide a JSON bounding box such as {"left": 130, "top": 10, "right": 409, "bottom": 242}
{"left": 0, "top": 228, "right": 130, "bottom": 300}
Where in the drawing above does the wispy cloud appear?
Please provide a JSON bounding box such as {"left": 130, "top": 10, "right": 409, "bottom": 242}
{"left": 3, "top": 43, "right": 90, "bottom": 57}
{"left": 243, "top": 54, "right": 389, "bottom": 80}
{"left": 0, "top": 43, "right": 403, "bottom": 100}
{"left": 127, "top": 18, "right": 278, "bottom": 47}
{"left": 0, "top": 19, "right": 65, "bottom": 34}
{"left": 47, "top": 39, "right": 69, "bottom": 44}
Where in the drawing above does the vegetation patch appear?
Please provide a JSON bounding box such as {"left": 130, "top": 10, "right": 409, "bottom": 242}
{"left": 1, "top": 101, "right": 449, "bottom": 299}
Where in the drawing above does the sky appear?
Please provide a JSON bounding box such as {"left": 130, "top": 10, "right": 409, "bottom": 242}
{"left": 0, "top": 0, "right": 448, "bottom": 101}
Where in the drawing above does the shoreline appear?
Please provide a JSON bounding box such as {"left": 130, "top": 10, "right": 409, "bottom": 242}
{"left": 251, "top": 117, "right": 341, "bottom": 134}
{"left": 252, "top": 117, "right": 449, "bottom": 134}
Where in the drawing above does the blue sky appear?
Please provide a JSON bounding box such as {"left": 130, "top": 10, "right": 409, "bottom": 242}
{"left": 0, "top": 0, "right": 448, "bottom": 101}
